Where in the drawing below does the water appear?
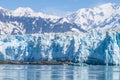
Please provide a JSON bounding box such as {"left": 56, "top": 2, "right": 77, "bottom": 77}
{"left": 0, "top": 65, "right": 120, "bottom": 80}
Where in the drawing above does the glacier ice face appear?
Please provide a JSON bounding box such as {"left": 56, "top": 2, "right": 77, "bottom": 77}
{"left": 0, "top": 30, "right": 120, "bottom": 65}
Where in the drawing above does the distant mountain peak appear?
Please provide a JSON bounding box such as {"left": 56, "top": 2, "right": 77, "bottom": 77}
{"left": 14, "top": 7, "right": 34, "bottom": 13}
{"left": 12, "top": 7, "right": 35, "bottom": 17}
{"left": 11, "top": 7, "right": 59, "bottom": 19}
{"left": 0, "top": 6, "right": 11, "bottom": 16}
{"left": 0, "top": 6, "right": 6, "bottom": 10}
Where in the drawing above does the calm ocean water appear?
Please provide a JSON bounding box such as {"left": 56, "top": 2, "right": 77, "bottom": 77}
{"left": 0, "top": 64, "right": 120, "bottom": 80}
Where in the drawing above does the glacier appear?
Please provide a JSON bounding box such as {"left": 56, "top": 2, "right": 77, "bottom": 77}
{"left": 0, "top": 30, "right": 120, "bottom": 65}
{"left": 0, "top": 3, "right": 120, "bottom": 65}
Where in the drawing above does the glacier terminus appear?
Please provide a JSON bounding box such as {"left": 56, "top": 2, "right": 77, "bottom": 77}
{"left": 0, "top": 3, "right": 120, "bottom": 65}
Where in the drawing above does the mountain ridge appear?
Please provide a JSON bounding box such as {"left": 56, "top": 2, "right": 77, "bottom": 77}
{"left": 0, "top": 3, "right": 120, "bottom": 35}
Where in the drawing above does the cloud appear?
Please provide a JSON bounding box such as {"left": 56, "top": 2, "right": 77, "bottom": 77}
{"left": 41, "top": 8, "right": 72, "bottom": 17}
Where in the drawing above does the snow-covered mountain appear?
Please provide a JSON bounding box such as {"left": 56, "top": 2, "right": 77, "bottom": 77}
{"left": 1, "top": 3, "right": 120, "bottom": 36}
{"left": 67, "top": 3, "right": 120, "bottom": 30}
{"left": 0, "top": 3, "right": 120, "bottom": 65}
{"left": 0, "top": 7, "right": 83, "bottom": 36}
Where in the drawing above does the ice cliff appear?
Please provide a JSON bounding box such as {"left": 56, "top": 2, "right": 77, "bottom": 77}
{"left": 0, "top": 30, "right": 120, "bottom": 65}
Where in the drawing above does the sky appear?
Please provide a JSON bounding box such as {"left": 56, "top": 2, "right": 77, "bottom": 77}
{"left": 0, "top": 0, "right": 120, "bottom": 16}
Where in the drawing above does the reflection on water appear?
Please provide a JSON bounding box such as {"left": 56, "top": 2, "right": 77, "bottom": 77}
{"left": 0, "top": 64, "right": 120, "bottom": 80}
